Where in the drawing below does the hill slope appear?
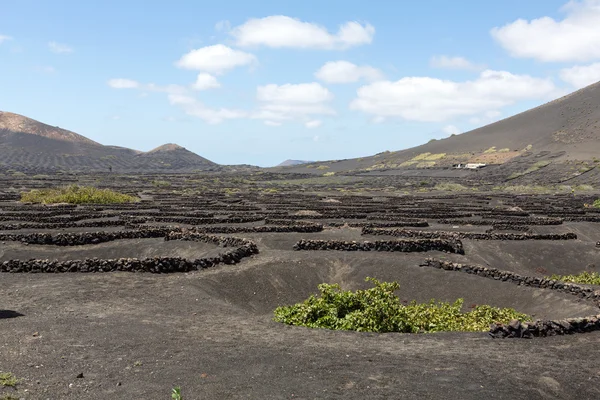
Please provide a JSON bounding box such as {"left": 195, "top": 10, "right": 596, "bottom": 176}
{"left": 277, "top": 81, "right": 600, "bottom": 184}
{"left": 0, "top": 112, "right": 218, "bottom": 172}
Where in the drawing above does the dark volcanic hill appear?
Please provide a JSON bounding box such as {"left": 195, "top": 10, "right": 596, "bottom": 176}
{"left": 0, "top": 111, "right": 218, "bottom": 172}
{"left": 277, "top": 81, "right": 600, "bottom": 185}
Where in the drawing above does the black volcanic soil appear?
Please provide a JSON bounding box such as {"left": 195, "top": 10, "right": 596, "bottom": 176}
{"left": 1, "top": 173, "right": 600, "bottom": 399}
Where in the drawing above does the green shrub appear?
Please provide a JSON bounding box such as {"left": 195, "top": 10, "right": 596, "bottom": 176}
{"left": 549, "top": 271, "right": 600, "bottom": 285}
{"left": 0, "top": 372, "right": 18, "bottom": 387}
{"left": 21, "top": 185, "right": 139, "bottom": 205}
{"left": 172, "top": 386, "right": 182, "bottom": 400}
{"left": 593, "top": 199, "right": 600, "bottom": 208}
{"left": 274, "top": 278, "right": 530, "bottom": 333}
{"left": 152, "top": 180, "right": 171, "bottom": 187}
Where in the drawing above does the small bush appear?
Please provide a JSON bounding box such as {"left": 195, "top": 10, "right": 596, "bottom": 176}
{"left": 21, "top": 185, "right": 139, "bottom": 205}
{"left": 593, "top": 199, "right": 600, "bottom": 208}
{"left": 316, "top": 165, "right": 330, "bottom": 170}
{"left": 152, "top": 180, "right": 171, "bottom": 187}
{"left": 172, "top": 387, "right": 182, "bottom": 400}
{"left": 274, "top": 278, "right": 530, "bottom": 333}
{"left": 549, "top": 271, "right": 600, "bottom": 285}
{"left": 0, "top": 372, "right": 18, "bottom": 387}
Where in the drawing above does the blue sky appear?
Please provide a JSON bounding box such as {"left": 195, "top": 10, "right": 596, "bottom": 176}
{"left": 2, "top": 0, "right": 600, "bottom": 166}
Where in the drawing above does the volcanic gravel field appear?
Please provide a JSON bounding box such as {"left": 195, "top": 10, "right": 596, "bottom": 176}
{"left": 1, "top": 174, "right": 600, "bottom": 399}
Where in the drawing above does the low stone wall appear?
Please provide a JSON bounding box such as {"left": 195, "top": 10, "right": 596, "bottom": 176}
{"left": 348, "top": 221, "right": 429, "bottom": 228}
{"left": 489, "top": 315, "right": 600, "bottom": 338}
{"left": 437, "top": 217, "right": 563, "bottom": 226}
{"left": 0, "top": 219, "right": 146, "bottom": 231}
{"left": 264, "top": 218, "right": 319, "bottom": 226}
{"left": 367, "top": 212, "right": 473, "bottom": 220}
{"left": 165, "top": 231, "right": 257, "bottom": 249}
{"left": 420, "top": 259, "right": 600, "bottom": 338}
{"left": 293, "top": 239, "right": 464, "bottom": 254}
{"left": 140, "top": 215, "right": 265, "bottom": 225}
{"left": 0, "top": 214, "right": 107, "bottom": 223}
{"left": 0, "top": 227, "right": 176, "bottom": 246}
{"left": 362, "top": 227, "right": 577, "bottom": 241}
{"left": 420, "top": 259, "right": 600, "bottom": 304}
{"left": 488, "top": 224, "right": 531, "bottom": 232}
{"left": 437, "top": 219, "right": 490, "bottom": 226}
{"left": 0, "top": 232, "right": 259, "bottom": 273}
{"left": 187, "top": 224, "right": 323, "bottom": 234}
{"left": 488, "top": 216, "right": 563, "bottom": 225}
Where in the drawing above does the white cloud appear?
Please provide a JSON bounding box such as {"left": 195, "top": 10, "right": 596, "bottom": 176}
{"left": 108, "top": 78, "right": 140, "bottom": 89}
{"left": 491, "top": 0, "right": 600, "bottom": 62}
{"left": 350, "top": 70, "right": 557, "bottom": 122}
{"left": 315, "top": 61, "right": 383, "bottom": 84}
{"left": 0, "top": 35, "right": 12, "bottom": 44}
{"left": 305, "top": 120, "right": 322, "bottom": 129}
{"left": 230, "top": 16, "right": 374, "bottom": 49}
{"left": 215, "top": 20, "right": 231, "bottom": 32}
{"left": 48, "top": 41, "right": 73, "bottom": 54}
{"left": 176, "top": 44, "right": 256, "bottom": 74}
{"left": 192, "top": 73, "right": 221, "bottom": 90}
{"left": 560, "top": 62, "right": 600, "bottom": 88}
{"left": 107, "top": 79, "right": 186, "bottom": 95}
{"left": 257, "top": 83, "right": 333, "bottom": 103}
{"left": 264, "top": 120, "right": 282, "bottom": 127}
{"left": 168, "top": 94, "right": 247, "bottom": 124}
{"left": 254, "top": 83, "right": 335, "bottom": 124}
{"left": 442, "top": 125, "right": 461, "bottom": 135}
{"left": 430, "top": 55, "right": 484, "bottom": 71}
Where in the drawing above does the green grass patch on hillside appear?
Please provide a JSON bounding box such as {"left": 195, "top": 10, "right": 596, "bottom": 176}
{"left": 593, "top": 199, "right": 600, "bottom": 208}
{"left": 411, "top": 152, "right": 446, "bottom": 161}
{"left": 274, "top": 278, "right": 530, "bottom": 333}
{"left": 21, "top": 185, "right": 139, "bottom": 204}
{"left": 548, "top": 271, "right": 600, "bottom": 285}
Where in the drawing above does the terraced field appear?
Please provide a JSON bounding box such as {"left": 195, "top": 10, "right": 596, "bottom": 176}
{"left": 1, "top": 173, "right": 600, "bottom": 399}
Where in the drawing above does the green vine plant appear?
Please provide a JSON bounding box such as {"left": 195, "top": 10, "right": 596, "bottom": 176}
{"left": 548, "top": 271, "right": 600, "bottom": 285}
{"left": 171, "top": 386, "right": 182, "bottom": 400}
{"left": 274, "top": 277, "right": 530, "bottom": 333}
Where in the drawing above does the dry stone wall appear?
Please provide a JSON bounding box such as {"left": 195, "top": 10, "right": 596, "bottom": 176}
{"left": 293, "top": 239, "right": 464, "bottom": 254}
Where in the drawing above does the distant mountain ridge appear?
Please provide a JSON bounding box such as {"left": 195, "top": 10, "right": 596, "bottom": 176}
{"left": 0, "top": 111, "right": 217, "bottom": 172}
{"left": 276, "top": 159, "right": 314, "bottom": 167}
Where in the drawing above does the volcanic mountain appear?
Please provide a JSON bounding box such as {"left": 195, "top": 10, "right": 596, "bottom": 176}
{"left": 278, "top": 81, "right": 600, "bottom": 185}
{"left": 276, "top": 159, "right": 314, "bottom": 167}
{"left": 0, "top": 111, "right": 218, "bottom": 172}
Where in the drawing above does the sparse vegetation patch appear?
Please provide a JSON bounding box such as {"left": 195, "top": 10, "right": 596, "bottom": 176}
{"left": 274, "top": 278, "right": 530, "bottom": 333}
{"left": 21, "top": 185, "right": 139, "bottom": 204}
{"left": 0, "top": 372, "right": 18, "bottom": 388}
{"left": 549, "top": 271, "right": 600, "bottom": 285}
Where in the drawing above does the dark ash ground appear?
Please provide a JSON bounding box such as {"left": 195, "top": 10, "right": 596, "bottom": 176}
{"left": 1, "top": 173, "right": 600, "bottom": 399}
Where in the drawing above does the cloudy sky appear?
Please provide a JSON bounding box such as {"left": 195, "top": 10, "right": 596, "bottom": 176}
{"left": 2, "top": 0, "right": 600, "bottom": 166}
